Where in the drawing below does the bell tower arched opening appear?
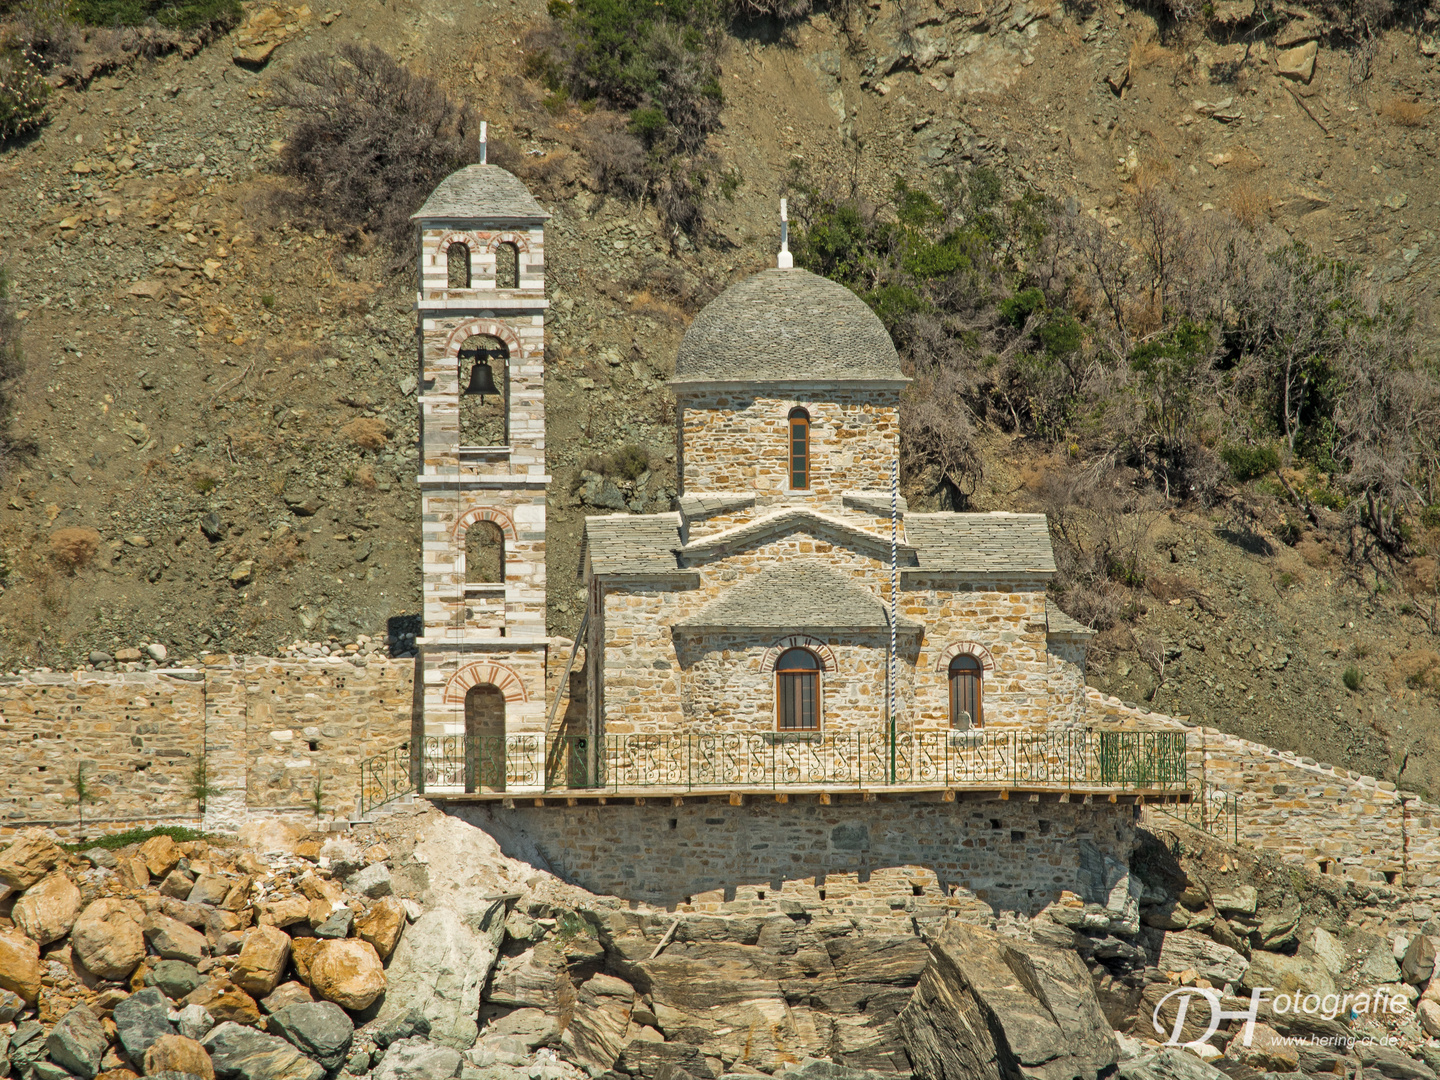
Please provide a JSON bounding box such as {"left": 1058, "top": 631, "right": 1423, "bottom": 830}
{"left": 447, "top": 242, "right": 471, "bottom": 288}
{"left": 458, "top": 334, "right": 509, "bottom": 447}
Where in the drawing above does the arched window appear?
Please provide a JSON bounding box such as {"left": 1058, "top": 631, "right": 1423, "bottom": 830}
{"left": 457, "top": 334, "right": 508, "bottom": 446}
{"left": 776, "top": 647, "right": 821, "bottom": 731}
{"left": 949, "top": 654, "right": 982, "bottom": 729}
{"left": 495, "top": 242, "right": 519, "bottom": 289}
{"left": 789, "top": 408, "right": 810, "bottom": 490}
{"left": 465, "top": 520, "right": 504, "bottom": 584}
{"left": 447, "top": 242, "right": 471, "bottom": 289}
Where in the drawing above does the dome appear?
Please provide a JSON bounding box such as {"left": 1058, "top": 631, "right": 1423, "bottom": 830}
{"left": 671, "top": 269, "right": 905, "bottom": 385}
{"left": 411, "top": 165, "right": 550, "bottom": 222}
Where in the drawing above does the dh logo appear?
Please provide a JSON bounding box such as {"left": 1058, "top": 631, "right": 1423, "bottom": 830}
{"left": 1152, "top": 987, "right": 1271, "bottom": 1049}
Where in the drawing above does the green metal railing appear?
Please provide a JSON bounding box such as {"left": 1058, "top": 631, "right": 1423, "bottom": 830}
{"left": 358, "top": 727, "right": 1188, "bottom": 814}
{"left": 1144, "top": 780, "right": 1241, "bottom": 845}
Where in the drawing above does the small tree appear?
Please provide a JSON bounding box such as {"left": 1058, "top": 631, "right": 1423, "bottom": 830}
{"left": 69, "top": 762, "right": 99, "bottom": 841}
{"left": 308, "top": 775, "right": 325, "bottom": 823}
{"left": 188, "top": 758, "right": 220, "bottom": 814}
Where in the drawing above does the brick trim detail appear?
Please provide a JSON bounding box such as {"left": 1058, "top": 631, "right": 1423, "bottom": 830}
{"left": 452, "top": 506, "right": 518, "bottom": 544}
{"left": 934, "top": 641, "right": 995, "bottom": 672}
{"left": 760, "top": 636, "right": 836, "bottom": 673}
{"left": 443, "top": 660, "right": 529, "bottom": 704}
{"left": 443, "top": 319, "right": 527, "bottom": 360}
{"left": 484, "top": 232, "right": 532, "bottom": 254}
{"left": 434, "top": 231, "right": 478, "bottom": 258}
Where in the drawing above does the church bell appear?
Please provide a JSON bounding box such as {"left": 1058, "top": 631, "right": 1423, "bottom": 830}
{"left": 463, "top": 360, "right": 500, "bottom": 402}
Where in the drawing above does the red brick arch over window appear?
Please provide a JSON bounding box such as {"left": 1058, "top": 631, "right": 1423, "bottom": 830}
{"left": 442, "top": 320, "right": 527, "bottom": 360}
{"left": 934, "top": 641, "right": 995, "bottom": 673}
{"left": 760, "top": 636, "right": 836, "bottom": 673}
{"left": 432, "top": 232, "right": 480, "bottom": 259}
{"left": 443, "top": 661, "right": 529, "bottom": 704}
{"left": 484, "top": 232, "right": 532, "bottom": 254}
{"left": 452, "top": 506, "right": 517, "bottom": 545}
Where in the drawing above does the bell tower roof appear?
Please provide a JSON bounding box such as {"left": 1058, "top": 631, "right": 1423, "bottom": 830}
{"left": 671, "top": 269, "right": 906, "bottom": 387}
{"left": 411, "top": 164, "right": 551, "bottom": 223}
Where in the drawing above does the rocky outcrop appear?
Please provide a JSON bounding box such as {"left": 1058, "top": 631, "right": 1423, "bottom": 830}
{"left": 375, "top": 907, "right": 503, "bottom": 1049}
{"left": 900, "top": 921, "right": 1118, "bottom": 1080}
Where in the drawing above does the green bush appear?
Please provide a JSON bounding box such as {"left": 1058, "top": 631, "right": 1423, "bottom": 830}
{"left": 1220, "top": 442, "right": 1280, "bottom": 481}
{"left": 998, "top": 287, "right": 1045, "bottom": 328}
{"left": 1342, "top": 665, "right": 1363, "bottom": 692}
{"left": 61, "top": 824, "right": 210, "bottom": 852}
{"left": 69, "top": 0, "right": 239, "bottom": 30}
{"left": 0, "top": 48, "right": 49, "bottom": 141}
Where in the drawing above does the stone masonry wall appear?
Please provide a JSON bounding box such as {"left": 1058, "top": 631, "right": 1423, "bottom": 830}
{"left": 678, "top": 389, "right": 900, "bottom": 496}
{"left": 1086, "top": 690, "right": 1440, "bottom": 884}
{"left": 451, "top": 794, "right": 1134, "bottom": 914}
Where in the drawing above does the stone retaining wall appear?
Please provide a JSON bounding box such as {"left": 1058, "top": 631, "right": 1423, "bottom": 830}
{"left": 450, "top": 794, "right": 1134, "bottom": 914}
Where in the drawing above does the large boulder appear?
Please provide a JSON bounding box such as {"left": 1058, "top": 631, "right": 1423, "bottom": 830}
{"left": 184, "top": 979, "right": 263, "bottom": 1026}
{"left": 268, "top": 1001, "right": 355, "bottom": 1072}
{"left": 1242, "top": 947, "right": 1337, "bottom": 999}
{"left": 1403, "top": 935, "right": 1440, "bottom": 985}
{"left": 138, "top": 835, "right": 183, "bottom": 879}
{"left": 370, "top": 1036, "right": 463, "bottom": 1080}
{"left": 1156, "top": 931, "right": 1249, "bottom": 987}
{"left": 0, "top": 928, "right": 42, "bottom": 1003}
{"left": 307, "top": 938, "right": 387, "bottom": 1011}
{"left": 146, "top": 913, "right": 209, "bottom": 965}
{"left": 13, "top": 873, "right": 82, "bottom": 945}
{"left": 149, "top": 959, "right": 206, "bottom": 1000}
{"left": 72, "top": 897, "right": 148, "bottom": 980}
{"left": 1116, "top": 1048, "right": 1231, "bottom": 1080}
{"left": 899, "top": 921, "right": 1118, "bottom": 1080}
{"left": 45, "top": 1004, "right": 108, "bottom": 1080}
{"left": 114, "top": 987, "right": 177, "bottom": 1061}
{"left": 203, "top": 1021, "right": 325, "bottom": 1080}
{"left": 372, "top": 907, "right": 501, "bottom": 1049}
{"left": 145, "top": 1033, "right": 216, "bottom": 1080}
{"left": 356, "top": 897, "right": 407, "bottom": 960}
{"left": 0, "top": 830, "right": 64, "bottom": 893}
{"left": 560, "top": 974, "right": 635, "bottom": 1070}
{"left": 231, "top": 925, "right": 292, "bottom": 998}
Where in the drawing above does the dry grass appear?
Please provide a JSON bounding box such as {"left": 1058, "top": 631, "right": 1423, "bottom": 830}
{"left": 1229, "top": 181, "right": 1274, "bottom": 230}
{"left": 1380, "top": 97, "right": 1429, "bottom": 127}
{"left": 49, "top": 527, "right": 101, "bottom": 571}
{"left": 342, "top": 417, "right": 388, "bottom": 451}
{"left": 352, "top": 463, "right": 378, "bottom": 490}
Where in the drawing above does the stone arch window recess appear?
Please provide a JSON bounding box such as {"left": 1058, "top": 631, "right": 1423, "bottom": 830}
{"left": 447, "top": 241, "right": 471, "bottom": 289}
{"left": 465, "top": 520, "right": 504, "bottom": 584}
{"left": 776, "top": 647, "right": 822, "bottom": 731}
{"left": 464, "top": 684, "right": 505, "bottom": 793}
{"left": 949, "top": 654, "right": 983, "bottom": 729}
{"left": 934, "top": 641, "right": 995, "bottom": 672}
{"left": 458, "top": 334, "right": 508, "bottom": 447}
{"left": 495, "top": 242, "right": 520, "bottom": 289}
{"left": 789, "top": 407, "right": 810, "bottom": 490}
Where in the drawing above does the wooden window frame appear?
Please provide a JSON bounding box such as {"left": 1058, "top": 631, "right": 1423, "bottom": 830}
{"left": 789, "top": 408, "right": 810, "bottom": 491}
{"left": 775, "top": 648, "right": 821, "bottom": 732}
{"left": 948, "top": 655, "right": 983, "bottom": 729}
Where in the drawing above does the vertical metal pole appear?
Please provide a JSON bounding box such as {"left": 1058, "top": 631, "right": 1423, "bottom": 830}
{"left": 889, "top": 459, "right": 898, "bottom": 784}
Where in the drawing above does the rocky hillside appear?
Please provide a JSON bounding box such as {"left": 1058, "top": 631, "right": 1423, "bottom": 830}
{"left": 2, "top": 808, "right": 1440, "bottom": 1080}
{"left": 1, "top": 0, "right": 1440, "bottom": 790}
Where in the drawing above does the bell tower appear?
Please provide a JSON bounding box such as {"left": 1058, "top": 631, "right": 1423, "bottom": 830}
{"left": 412, "top": 143, "right": 551, "bottom": 786}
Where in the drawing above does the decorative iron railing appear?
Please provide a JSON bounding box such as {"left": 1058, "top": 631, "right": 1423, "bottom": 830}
{"left": 355, "top": 728, "right": 1189, "bottom": 812}
{"left": 1143, "top": 780, "right": 1241, "bottom": 845}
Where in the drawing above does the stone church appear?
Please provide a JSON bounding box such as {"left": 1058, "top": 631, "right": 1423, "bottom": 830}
{"left": 411, "top": 159, "right": 1097, "bottom": 789}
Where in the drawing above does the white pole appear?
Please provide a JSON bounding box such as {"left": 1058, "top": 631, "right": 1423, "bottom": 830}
{"left": 778, "top": 198, "right": 793, "bottom": 270}
{"left": 480, "top": 120, "right": 488, "bottom": 165}
{"left": 889, "top": 459, "right": 898, "bottom": 780}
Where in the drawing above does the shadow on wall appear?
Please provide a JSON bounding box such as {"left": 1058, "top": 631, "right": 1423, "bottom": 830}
{"left": 443, "top": 798, "right": 1135, "bottom": 916}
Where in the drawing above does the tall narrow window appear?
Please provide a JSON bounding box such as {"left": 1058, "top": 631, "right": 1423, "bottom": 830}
{"left": 466, "top": 521, "right": 504, "bottom": 583}
{"left": 949, "top": 654, "right": 983, "bottom": 729}
{"left": 789, "top": 408, "right": 810, "bottom": 490}
{"left": 495, "top": 242, "right": 519, "bottom": 289}
{"left": 447, "top": 242, "right": 471, "bottom": 288}
{"left": 776, "top": 647, "right": 821, "bottom": 731}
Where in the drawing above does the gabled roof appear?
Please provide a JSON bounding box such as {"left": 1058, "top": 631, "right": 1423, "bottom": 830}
{"left": 674, "top": 562, "right": 922, "bottom": 634}
{"left": 1046, "top": 600, "right": 1096, "bottom": 638}
{"left": 584, "top": 514, "right": 685, "bottom": 577}
{"left": 679, "top": 507, "right": 916, "bottom": 565}
{"left": 411, "top": 165, "right": 551, "bottom": 222}
{"left": 904, "top": 512, "right": 1056, "bottom": 577}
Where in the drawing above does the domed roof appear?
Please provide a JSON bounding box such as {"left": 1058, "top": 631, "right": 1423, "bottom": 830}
{"left": 672, "top": 269, "right": 905, "bottom": 385}
{"left": 411, "top": 165, "right": 550, "bottom": 222}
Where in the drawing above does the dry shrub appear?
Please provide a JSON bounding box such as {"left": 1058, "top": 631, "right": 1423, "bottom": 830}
{"left": 343, "top": 417, "right": 388, "bottom": 451}
{"left": 1389, "top": 650, "right": 1440, "bottom": 690}
{"left": 1229, "top": 181, "right": 1273, "bottom": 230}
{"left": 1129, "top": 40, "right": 1170, "bottom": 70}
{"left": 1379, "top": 98, "right": 1428, "bottom": 127}
{"left": 352, "top": 463, "right": 378, "bottom": 490}
{"left": 273, "top": 44, "right": 479, "bottom": 246}
{"left": 49, "top": 526, "right": 101, "bottom": 570}
{"left": 1145, "top": 573, "right": 1200, "bottom": 602}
